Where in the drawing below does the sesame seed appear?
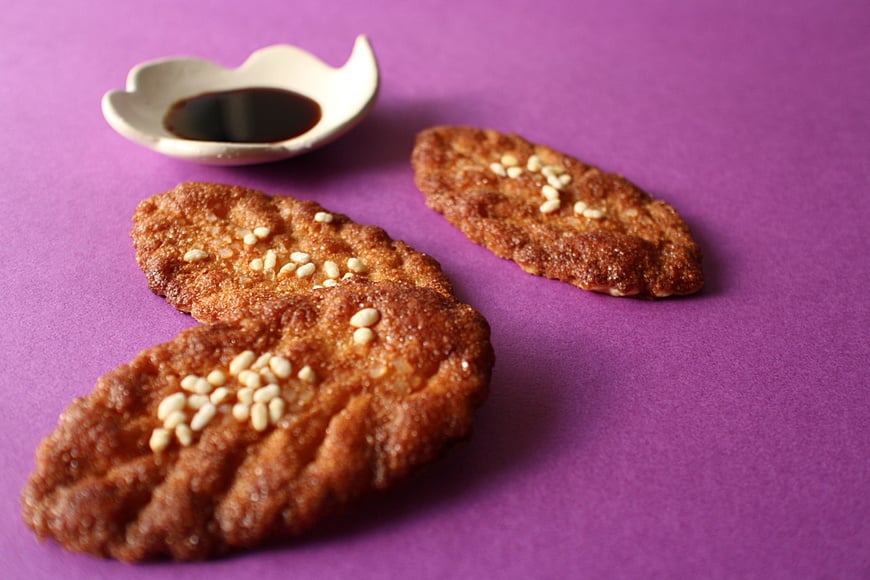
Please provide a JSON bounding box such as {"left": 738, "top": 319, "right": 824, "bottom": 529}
{"left": 206, "top": 369, "right": 226, "bottom": 387}
{"left": 290, "top": 251, "right": 311, "bottom": 264}
{"left": 540, "top": 199, "right": 561, "bottom": 214}
{"left": 157, "top": 392, "right": 187, "bottom": 421}
{"left": 253, "top": 384, "right": 280, "bottom": 404}
{"left": 252, "top": 352, "right": 272, "bottom": 370}
{"left": 353, "top": 327, "right": 375, "bottom": 345}
{"left": 192, "top": 377, "right": 213, "bottom": 395}
{"left": 232, "top": 403, "right": 250, "bottom": 422}
{"left": 250, "top": 258, "right": 264, "bottom": 271}
{"left": 323, "top": 279, "right": 338, "bottom": 287}
{"left": 253, "top": 226, "right": 271, "bottom": 239}
{"left": 296, "top": 262, "right": 316, "bottom": 278}
{"left": 582, "top": 208, "right": 605, "bottom": 219}
{"left": 269, "top": 356, "right": 292, "bottom": 379}
{"left": 229, "top": 350, "right": 256, "bottom": 375}
{"left": 559, "top": 173, "right": 572, "bottom": 186}
{"left": 183, "top": 249, "right": 209, "bottom": 262}
{"left": 278, "top": 262, "right": 297, "bottom": 276}
{"left": 350, "top": 307, "right": 380, "bottom": 328}
{"left": 527, "top": 155, "right": 542, "bottom": 172}
{"left": 573, "top": 201, "right": 588, "bottom": 214}
{"left": 297, "top": 365, "right": 316, "bottom": 383}
{"left": 210, "top": 387, "right": 231, "bottom": 405}
{"left": 190, "top": 403, "right": 217, "bottom": 431}
{"left": 238, "top": 369, "right": 262, "bottom": 389}
{"left": 251, "top": 402, "right": 269, "bottom": 431}
{"left": 180, "top": 375, "right": 198, "bottom": 391}
{"left": 175, "top": 424, "right": 193, "bottom": 446}
{"left": 342, "top": 272, "right": 355, "bottom": 281}
{"left": 541, "top": 184, "right": 560, "bottom": 201}
{"left": 186, "top": 394, "right": 210, "bottom": 409}
{"left": 149, "top": 428, "right": 171, "bottom": 453}
{"left": 547, "top": 175, "right": 564, "bottom": 190}
{"left": 263, "top": 250, "right": 277, "bottom": 271}
{"left": 314, "top": 211, "right": 334, "bottom": 223}
{"left": 243, "top": 233, "right": 258, "bottom": 246}
{"left": 237, "top": 387, "right": 254, "bottom": 405}
{"left": 163, "top": 410, "right": 187, "bottom": 430}
{"left": 543, "top": 165, "right": 565, "bottom": 177}
{"left": 489, "top": 162, "right": 507, "bottom": 177}
{"left": 501, "top": 154, "right": 519, "bottom": 167}
{"left": 347, "top": 257, "right": 366, "bottom": 273}
{"left": 269, "top": 398, "right": 285, "bottom": 424}
{"left": 507, "top": 166, "right": 523, "bottom": 179}
{"left": 323, "top": 260, "right": 340, "bottom": 279}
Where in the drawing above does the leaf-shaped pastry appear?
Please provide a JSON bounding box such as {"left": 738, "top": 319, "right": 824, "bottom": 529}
{"left": 412, "top": 126, "right": 703, "bottom": 298}
{"left": 132, "top": 182, "right": 455, "bottom": 323}
{"left": 22, "top": 281, "right": 493, "bottom": 561}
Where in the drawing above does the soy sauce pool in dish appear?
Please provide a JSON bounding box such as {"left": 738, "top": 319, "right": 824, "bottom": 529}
{"left": 164, "top": 88, "right": 322, "bottom": 143}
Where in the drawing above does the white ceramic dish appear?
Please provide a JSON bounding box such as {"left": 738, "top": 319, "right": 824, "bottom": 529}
{"left": 101, "top": 35, "right": 379, "bottom": 165}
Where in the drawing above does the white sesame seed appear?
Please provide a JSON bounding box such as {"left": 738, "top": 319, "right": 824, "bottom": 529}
{"left": 501, "top": 154, "right": 519, "bottom": 167}
{"left": 206, "top": 369, "right": 226, "bottom": 387}
{"left": 253, "top": 384, "right": 280, "bottom": 404}
{"left": 350, "top": 307, "right": 380, "bottom": 328}
{"left": 312, "top": 284, "right": 324, "bottom": 290}
{"left": 175, "top": 424, "right": 193, "bottom": 446}
{"left": 263, "top": 250, "right": 277, "bottom": 271}
{"left": 229, "top": 350, "right": 256, "bottom": 375}
{"left": 269, "top": 356, "right": 292, "bottom": 379}
{"left": 543, "top": 165, "right": 565, "bottom": 176}
{"left": 149, "top": 428, "right": 171, "bottom": 453}
{"left": 243, "top": 233, "right": 258, "bottom": 246}
{"left": 157, "top": 392, "right": 187, "bottom": 421}
{"left": 191, "top": 403, "right": 217, "bottom": 431}
{"left": 540, "top": 199, "right": 561, "bottom": 214}
{"left": 186, "top": 394, "right": 210, "bottom": 409}
{"left": 163, "top": 410, "right": 187, "bottom": 430}
{"left": 314, "top": 211, "right": 334, "bottom": 223}
{"left": 547, "top": 175, "right": 565, "bottom": 190}
{"left": 237, "top": 387, "right": 254, "bottom": 405}
{"left": 342, "top": 272, "right": 355, "bottom": 281}
{"left": 347, "top": 257, "right": 366, "bottom": 273}
{"left": 250, "top": 258, "right": 264, "bottom": 271}
{"left": 269, "top": 398, "right": 286, "bottom": 424}
{"left": 253, "top": 226, "right": 271, "bottom": 239}
{"left": 573, "top": 201, "right": 588, "bottom": 214}
{"left": 278, "top": 262, "right": 297, "bottom": 276}
{"left": 296, "top": 262, "right": 316, "bottom": 278}
{"left": 183, "top": 249, "right": 209, "bottom": 262}
{"left": 252, "top": 352, "right": 272, "bottom": 370}
{"left": 323, "top": 279, "right": 338, "bottom": 287}
{"left": 297, "top": 365, "right": 316, "bottom": 383}
{"left": 290, "top": 251, "right": 311, "bottom": 264}
{"left": 541, "top": 184, "right": 560, "bottom": 201}
{"left": 192, "top": 377, "right": 213, "bottom": 395}
{"left": 527, "top": 155, "right": 542, "bottom": 172}
{"left": 323, "top": 260, "right": 340, "bottom": 279}
{"left": 210, "top": 387, "right": 231, "bottom": 405}
{"left": 232, "top": 403, "right": 250, "bottom": 422}
{"left": 251, "top": 402, "right": 269, "bottom": 431}
{"left": 353, "top": 327, "right": 375, "bottom": 345}
{"left": 583, "top": 208, "right": 605, "bottom": 219}
{"left": 489, "top": 162, "right": 507, "bottom": 177}
{"left": 180, "top": 375, "right": 198, "bottom": 391}
{"left": 238, "top": 369, "right": 262, "bottom": 389}
{"left": 507, "top": 166, "right": 523, "bottom": 178}
{"left": 559, "top": 173, "right": 572, "bottom": 186}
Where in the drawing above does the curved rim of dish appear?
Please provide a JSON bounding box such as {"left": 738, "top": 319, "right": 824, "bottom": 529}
{"left": 101, "top": 35, "right": 379, "bottom": 165}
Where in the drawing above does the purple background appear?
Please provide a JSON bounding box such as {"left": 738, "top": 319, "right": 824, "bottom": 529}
{"left": 1, "top": 1, "right": 868, "bottom": 578}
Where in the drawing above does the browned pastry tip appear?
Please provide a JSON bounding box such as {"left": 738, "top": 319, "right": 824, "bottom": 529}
{"left": 132, "top": 182, "right": 455, "bottom": 322}
{"left": 22, "top": 280, "right": 493, "bottom": 561}
{"left": 412, "top": 126, "right": 703, "bottom": 298}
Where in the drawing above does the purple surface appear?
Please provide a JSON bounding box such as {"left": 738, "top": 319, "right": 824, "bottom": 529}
{"left": 1, "top": 1, "right": 868, "bottom": 578}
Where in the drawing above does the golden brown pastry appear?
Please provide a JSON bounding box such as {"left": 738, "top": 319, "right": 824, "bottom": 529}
{"left": 412, "top": 126, "right": 703, "bottom": 298}
{"left": 22, "top": 280, "right": 493, "bottom": 561}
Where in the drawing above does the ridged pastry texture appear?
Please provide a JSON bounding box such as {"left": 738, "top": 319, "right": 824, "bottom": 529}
{"left": 412, "top": 126, "right": 703, "bottom": 298}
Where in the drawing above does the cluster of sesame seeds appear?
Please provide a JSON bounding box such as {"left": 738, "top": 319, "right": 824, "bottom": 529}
{"left": 350, "top": 307, "right": 380, "bottom": 345}
{"left": 148, "top": 350, "right": 318, "bottom": 453}
{"left": 489, "top": 152, "right": 607, "bottom": 219}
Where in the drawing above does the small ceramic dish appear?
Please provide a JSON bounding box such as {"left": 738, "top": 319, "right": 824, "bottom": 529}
{"left": 101, "top": 35, "right": 379, "bottom": 165}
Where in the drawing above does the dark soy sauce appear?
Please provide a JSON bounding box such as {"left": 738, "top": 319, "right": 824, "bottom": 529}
{"left": 164, "top": 87, "right": 322, "bottom": 143}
